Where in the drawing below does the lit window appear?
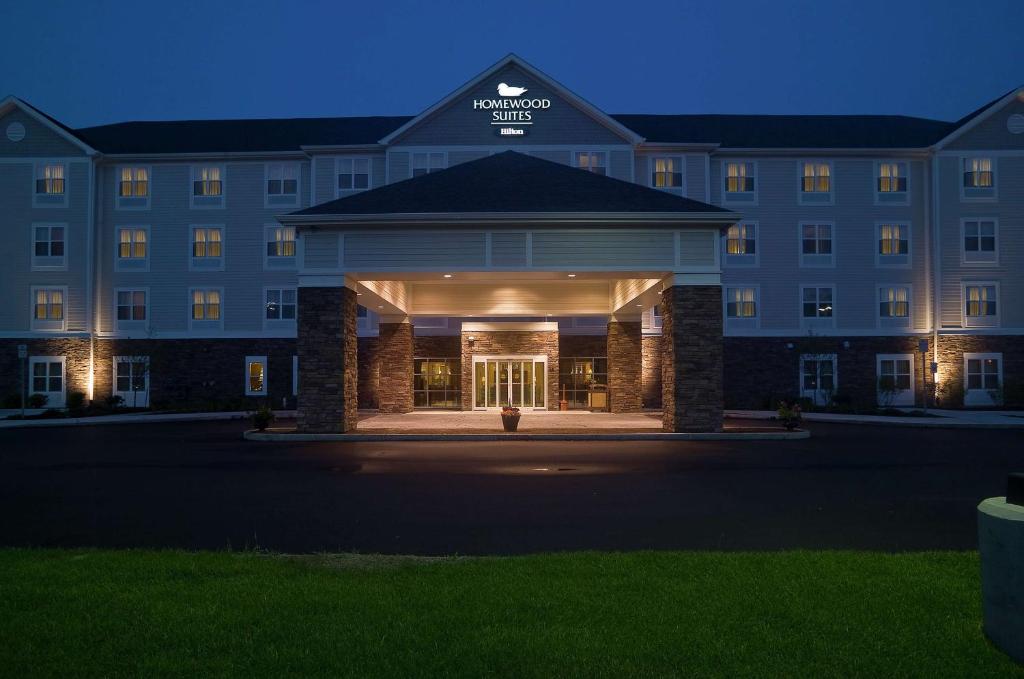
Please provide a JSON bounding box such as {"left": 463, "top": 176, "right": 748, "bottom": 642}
{"left": 574, "top": 151, "right": 606, "bottom": 175}
{"left": 726, "top": 223, "right": 756, "bottom": 255}
{"left": 802, "top": 287, "right": 834, "bottom": 319}
{"left": 246, "top": 356, "right": 267, "bottom": 396}
{"left": 191, "top": 289, "right": 221, "bottom": 321}
{"left": 878, "top": 224, "right": 909, "bottom": 256}
{"left": 119, "top": 167, "right": 149, "bottom": 197}
{"left": 33, "top": 288, "right": 64, "bottom": 321}
{"left": 338, "top": 158, "right": 370, "bottom": 190}
{"left": 878, "top": 287, "right": 909, "bottom": 318}
{"left": 651, "top": 157, "right": 682, "bottom": 188}
{"left": 192, "top": 227, "right": 222, "bottom": 258}
{"left": 964, "top": 284, "right": 997, "bottom": 318}
{"left": 963, "top": 220, "right": 997, "bottom": 263}
{"left": 265, "top": 288, "right": 297, "bottom": 321}
{"left": 877, "top": 163, "right": 906, "bottom": 193}
{"left": 725, "top": 287, "right": 757, "bottom": 318}
{"left": 963, "top": 157, "right": 993, "bottom": 188}
{"left": 193, "top": 166, "right": 222, "bottom": 196}
{"left": 35, "top": 164, "right": 65, "bottom": 195}
{"left": 266, "top": 226, "right": 296, "bottom": 258}
{"left": 411, "top": 152, "right": 445, "bottom": 177}
{"left": 266, "top": 163, "right": 298, "bottom": 196}
{"left": 117, "top": 228, "right": 147, "bottom": 260}
{"left": 116, "top": 290, "right": 147, "bottom": 322}
{"left": 800, "top": 162, "right": 831, "bottom": 193}
{"left": 724, "top": 162, "right": 755, "bottom": 193}
{"left": 33, "top": 225, "right": 65, "bottom": 267}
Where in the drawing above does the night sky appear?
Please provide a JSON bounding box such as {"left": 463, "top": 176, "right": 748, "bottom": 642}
{"left": 2, "top": 0, "right": 1022, "bottom": 128}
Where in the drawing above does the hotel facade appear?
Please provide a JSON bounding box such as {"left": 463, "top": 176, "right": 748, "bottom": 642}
{"left": 1, "top": 55, "right": 1022, "bottom": 431}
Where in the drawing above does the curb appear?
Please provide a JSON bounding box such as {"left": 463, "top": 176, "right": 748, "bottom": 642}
{"left": 243, "top": 428, "right": 811, "bottom": 442}
{"left": 0, "top": 410, "right": 282, "bottom": 430}
{"left": 725, "top": 412, "right": 1024, "bottom": 429}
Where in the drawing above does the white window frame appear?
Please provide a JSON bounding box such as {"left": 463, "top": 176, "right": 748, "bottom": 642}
{"left": 876, "top": 285, "right": 912, "bottom": 327}
{"left": 115, "top": 165, "right": 151, "bottom": 210}
{"left": 960, "top": 156, "right": 997, "bottom": 202}
{"left": 114, "top": 225, "right": 150, "bottom": 272}
{"left": 190, "top": 164, "right": 226, "bottom": 208}
{"left": 263, "top": 224, "right": 297, "bottom": 269}
{"left": 189, "top": 224, "right": 225, "bottom": 271}
{"left": 799, "top": 221, "right": 835, "bottom": 268}
{"left": 28, "top": 355, "right": 66, "bottom": 408}
{"left": 30, "top": 286, "right": 67, "bottom": 332}
{"left": 188, "top": 287, "right": 224, "bottom": 330}
{"left": 336, "top": 157, "right": 372, "bottom": 196}
{"left": 573, "top": 151, "right": 607, "bottom": 175}
{"left": 112, "top": 355, "right": 150, "bottom": 408}
{"left": 722, "top": 160, "right": 758, "bottom": 205}
{"left": 876, "top": 353, "right": 915, "bottom": 407}
{"left": 114, "top": 287, "right": 149, "bottom": 331}
{"left": 263, "top": 287, "right": 298, "bottom": 329}
{"left": 960, "top": 218, "right": 999, "bottom": 266}
{"left": 874, "top": 222, "right": 912, "bottom": 268}
{"left": 873, "top": 161, "right": 910, "bottom": 205}
{"left": 32, "top": 161, "right": 68, "bottom": 207}
{"left": 963, "top": 352, "right": 1003, "bottom": 406}
{"left": 410, "top": 152, "right": 446, "bottom": 178}
{"left": 797, "top": 160, "right": 834, "bottom": 205}
{"left": 800, "top": 285, "right": 836, "bottom": 327}
{"left": 649, "top": 156, "right": 684, "bottom": 191}
{"left": 723, "top": 221, "right": 759, "bottom": 267}
{"left": 799, "top": 353, "right": 837, "bottom": 406}
{"left": 31, "top": 222, "right": 68, "bottom": 271}
{"left": 245, "top": 355, "right": 268, "bottom": 397}
{"left": 264, "top": 162, "right": 300, "bottom": 207}
{"left": 961, "top": 281, "right": 999, "bottom": 328}
{"left": 723, "top": 285, "right": 760, "bottom": 328}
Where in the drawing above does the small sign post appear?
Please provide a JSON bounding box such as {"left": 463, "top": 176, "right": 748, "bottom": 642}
{"left": 17, "top": 344, "right": 27, "bottom": 418}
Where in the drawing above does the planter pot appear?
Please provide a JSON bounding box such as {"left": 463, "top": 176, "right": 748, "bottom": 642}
{"left": 501, "top": 414, "right": 521, "bottom": 432}
{"left": 559, "top": 400, "right": 569, "bottom": 412}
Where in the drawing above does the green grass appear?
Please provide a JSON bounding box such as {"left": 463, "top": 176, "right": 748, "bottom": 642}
{"left": 0, "top": 550, "right": 1019, "bottom": 677}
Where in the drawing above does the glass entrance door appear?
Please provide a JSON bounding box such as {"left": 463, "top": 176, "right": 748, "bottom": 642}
{"left": 473, "top": 357, "right": 545, "bottom": 409}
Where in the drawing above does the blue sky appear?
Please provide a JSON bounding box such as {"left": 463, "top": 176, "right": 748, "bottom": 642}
{"left": 1, "top": 0, "right": 1022, "bottom": 127}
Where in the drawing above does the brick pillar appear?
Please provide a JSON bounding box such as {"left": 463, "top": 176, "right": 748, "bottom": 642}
{"left": 662, "top": 285, "right": 723, "bottom": 432}
{"left": 377, "top": 320, "right": 414, "bottom": 413}
{"left": 296, "top": 286, "right": 358, "bottom": 433}
{"left": 607, "top": 320, "right": 643, "bottom": 412}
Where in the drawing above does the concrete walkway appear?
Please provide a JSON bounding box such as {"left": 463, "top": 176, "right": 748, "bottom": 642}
{"left": 729, "top": 408, "right": 1024, "bottom": 428}
{"left": 358, "top": 409, "right": 664, "bottom": 431}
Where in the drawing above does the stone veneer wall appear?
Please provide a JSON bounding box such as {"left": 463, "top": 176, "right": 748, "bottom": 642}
{"left": 376, "top": 322, "right": 414, "bottom": 413}
{"left": 607, "top": 321, "right": 643, "bottom": 412}
{"left": 460, "top": 330, "right": 559, "bottom": 410}
{"left": 414, "top": 335, "right": 461, "bottom": 358}
{"left": 642, "top": 335, "right": 663, "bottom": 408}
{"left": 662, "top": 286, "right": 724, "bottom": 432}
{"left": 0, "top": 338, "right": 91, "bottom": 404}
{"left": 935, "top": 335, "right": 1023, "bottom": 407}
{"left": 296, "top": 286, "right": 358, "bottom": 433}
{"left": 357, "top": 337, "right": 379, "bottom": 409}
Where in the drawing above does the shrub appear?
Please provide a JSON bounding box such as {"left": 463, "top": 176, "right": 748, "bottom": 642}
{"left": 776, "top": 401, "right": 803, "bottom": 430}
{"left": 39, "top": 408, "right": 64, "bottom": 419}
{"left": 66, "top": 391, "right": 86, "bottom": 412}
{"left": 28, "top": 393, "right": 48, "bottom": 408}
{"left": 105, "top": 394, "right": 125, "bottom": 409}
{"left": 252, "top": 405, "right": 275, "bottom": 432}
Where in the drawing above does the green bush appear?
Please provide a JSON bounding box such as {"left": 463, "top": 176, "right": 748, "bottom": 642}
{"left": 252, "top": 405, "right": 275, "bottom": 432}
{"left": 28, "top": 393, "right": 48, "bottom": 408}
{"left": 66, "top": 391, "right": 86, "bottom": 412}
{"left": 105, "top": 394, "right": 125, "bottom": 409}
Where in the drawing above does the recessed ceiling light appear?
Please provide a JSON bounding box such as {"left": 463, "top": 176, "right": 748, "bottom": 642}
{"left": 567, "top": 273, "right": 576, "bottom": 278}
{"left": 378, "top": 305, "right": 384, "bottom": 309}
{"left": 636, "top": 303, "right": 643, "bottom": 307}
{"left": 443, "top": 274, "right": 453, "bottom": 278}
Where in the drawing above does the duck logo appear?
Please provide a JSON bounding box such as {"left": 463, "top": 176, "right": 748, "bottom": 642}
{"left": 472, "top": 83, "right": 553, "bottom": 136}
{"left": 497, "top": 83, "right": 528, "bottom": 97}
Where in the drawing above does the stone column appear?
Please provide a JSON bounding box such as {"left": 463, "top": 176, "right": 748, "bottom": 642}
{"left": 662, "top": 283, "right": 724, "bottom": 432}
{"left": 607, "top": 318, "right": 643, "bottom": 413}
{"left": 377, "top": 318, "right": 414, "bottom": 413}
{"left": 296, "top": 286, "right": 358, "bottom": 433}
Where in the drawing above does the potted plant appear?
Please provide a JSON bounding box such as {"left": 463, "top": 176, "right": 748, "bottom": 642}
{"left": 252, "top": 404, "right": 275, "bottom": 432}
{"left": 500, "top": 406, "right": 521, "bottom": 432}
{"left": 776, "top": 401, "right": 803, "bottom": 430}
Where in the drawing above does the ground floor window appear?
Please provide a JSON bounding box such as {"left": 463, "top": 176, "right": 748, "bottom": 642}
{"left": 876, "top": 354, "right": 914, "bottom": 407}
{"left": 114, "top": 356, "right": 149, "bottom": 407}
{"left": 964, "top": 353, "right": 1002, "bottom": 406}
{"left": 29, "top": 356, "right": 65, "bottom": 408}
{"left": 559, "top": 357, "right": 608, "bottom": 409}
{"left": 414, "top": 358, "right": 461, "bottom": 408}
{"left": 246, "top": 355, "right": 267, "bottom": 396}
{"left": 800, "top": 354, "right": 836, "bottom": 405}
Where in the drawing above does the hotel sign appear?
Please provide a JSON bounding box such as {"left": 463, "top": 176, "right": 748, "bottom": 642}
{"left": 473, "top": 83, "right": 551, "bottom": 137}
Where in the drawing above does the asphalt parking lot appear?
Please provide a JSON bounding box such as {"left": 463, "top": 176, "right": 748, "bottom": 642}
{"left": 0, "top": 419, "right": 1019, "bottom": 554}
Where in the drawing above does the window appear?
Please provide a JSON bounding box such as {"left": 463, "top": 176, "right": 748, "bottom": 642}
{"left": 725, "top": 287, "right": 757, "bottom": 319}
{"left": 113, "top": 356, "right": 149, "bottom": 407}
{"left": 723, "top": 161, "right": 756, "bottom": 202}
{"left": 802, "top": 286, "right": 834, "bottom": 320}
{"left": 964, "top": 353, "right": 1002, "bottom": 406}
{"left": 799, "top": 161, "right": 832, "bottom": 203}
{"left": 116, "top": 289, "right": 147, "bottom": 323}
{"left": 266, "top": 163, "right": 298, "bottom": 196}
{"left": 29, "top": 356, "right": 65, "bottom": 408}
{"left": 650, "top": 304, "right": 663, "bottom": 329}
{"left": 574, "top": 151, "right": 607, "bottom": 175}
{"left": 33, "top": 162, "right": 67, "bottom": 206}
{"left": 963, "top": 283, "right": 998, "bottom": 326}
{"left": 190, "top": 226, "right": 224, "bottom": 270}
{"left": 962, "top": 219, "right": 997, "bottom": 264}
{"left": 800, "top": 354, "right": 836, "bottom": 405}
{"left": 559, "top": 357, "right": 608, "bottom": 409}
{"left": 245, "top": 356, "right": 267, "bottom": 396}
{"left": 877, "top": 223, "right": 909, "bottom": 262}
{"left": 878, "top": 286, "right": 910, "bottom": 318}
{"left": 119, "top": 167, "right": 149, "bottom": 197}
{"left": 876, "top": 162, "right": 907, "bottom": 200}
{"left": 650, "top": 157, "right": 682, "bottom": 189}
{"left": 191, "top": 165, "right": 225, "bottom": 207}
{"left": 265, "top": 288, "right": 297, "bottom": 322}
{"left": 725, "top": 223, "right": 757, "bottom": 256}
{"left": 265, "top": 226, "right": 296, "bottom": 267}
{"left": 115, "top": 227, "right": 148, "bottom": 270}
{"left": 190, "top": 289, "right": 222, "bottom": 322}
{"left": 800, "top": 223, "right": 834, "bottom": 266}
{"left": 337, "top": 157, "right": 370, "bottom": 192}
{"left": 32, "top": 224, "right": 66, "bottom": 269}
{"left": 962, "top": 158, "right": 996, "bottom": 200}
{"left": 877, "top": 354, "right": 914, "bottom": 406}
{"left": 31, "top": 287, "right": 65, "bottom": 331}
{"left": 414, "top": 358, "right": 462, "bottom": 408}
{"left": 411, "top": 152, "right": 445, "bottom": 177}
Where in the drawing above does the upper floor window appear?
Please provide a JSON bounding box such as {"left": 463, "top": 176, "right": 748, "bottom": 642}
{"left": 190, "top": 289, "right": 222, "bottom": 323}
{"left": 878, "top": 286, "right": 910, "bottom": 319}
{"left": 877, "top": 223, "right": 910, "bottom": 267}
{"left": 875, "top": 162, "right": 908, "bottom": 204}
{"left": 190, "top": 226, "right": 224, "bottom": 270}
{"left": 32, "top": 224, "right": 66, "bottom": 270}
{"left": 963, "top": 283, "right": 998, "bottom": 326}
{"left": 116, "top": 227, "right": 149, "bottom": 271}
{"left": 799, "top": 161, "right": 833, "bottom": 204}
{"left": 265, "top": 226, "right": 296, "bottom": 268}
{"left": 33, "top": 163, "right": 67, "bottom": 207}
{"left": 119, "top": 167, "right": 149, "bottom": 197}
{"left": 725, "top": 287, "right": 758, "bottom": 319}
{"left": 962, "top": 157, "right": 996, "bottom": 200}
{"left": 191, "top": 165, "right": 225, "bottom": 207}
{"left": 266, "top": 163, "right": 298, "bottom": 204}
{"left": 800, "top": 222, "right": 834, "bottom": 267}
{"left": 265, "top": 288, "right": 297, "bottom": 322}
{"left": 802, "top": 286, "right": 834, "bottom": 320}
{"left": 32, "top": 287, "right": 65, "bottom": 331}
{"left": 338, "top": 157, "right": 370, "bottom": 192}
{"left": 962, "top": 219, "right": 997, "bottom": 264}
{"left": 650, "top": 157, "right": 682, "bottom": 189}
{"left": 411, "top": 152, "right": 445, "bottom": 177}
{"left": 723, "top": 161, "right": 756, "bottom": 203}
{"left": 574, "top": 151, "right": 606, "bottom": 175}
{"left": 726, "top": 223, "right": 756, "bottom": 256}
{"left": 116, "top": 290, "right": 148, "bottom": 323}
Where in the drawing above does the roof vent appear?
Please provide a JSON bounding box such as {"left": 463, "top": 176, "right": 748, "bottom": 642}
{"left": 1008, "top": 114, "right": 1024, "bottom": 134}
{"left": 6, "top": 122, "right": 26, "bottom": 142}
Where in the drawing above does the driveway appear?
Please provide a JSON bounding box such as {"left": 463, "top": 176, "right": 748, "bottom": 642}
{"left": 0, "top": 419, "right": 1018, "bottom": 554}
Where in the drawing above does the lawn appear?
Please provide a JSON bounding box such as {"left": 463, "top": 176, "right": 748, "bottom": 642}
{"left": 0, "top": 550, "right": 1019, "bottom": 677}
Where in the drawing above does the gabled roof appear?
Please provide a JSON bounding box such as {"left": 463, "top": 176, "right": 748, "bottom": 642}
{"left": 612, "top": 113, "right": 954, "bottom": 149}
{"left": 283, "top": 151, "right": 735, "bottom": 223}
{"left": 377, "top": 53, "right": 644, "bottom": 145}
{"left": 0, "top": 96, "right": 98, "bottom": 155}
{"left": 932, "top": 86, "right": 1024, "bottom": 149}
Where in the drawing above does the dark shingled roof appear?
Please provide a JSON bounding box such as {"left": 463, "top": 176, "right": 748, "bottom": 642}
{"left": 608, "top": 114, "right": 955, "bottom": 148}
{"left": 73, "top": 116, "right": 412, "bottom": 154}
{"left": 291, "top": 151, "right": 732, "bottom": 216}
